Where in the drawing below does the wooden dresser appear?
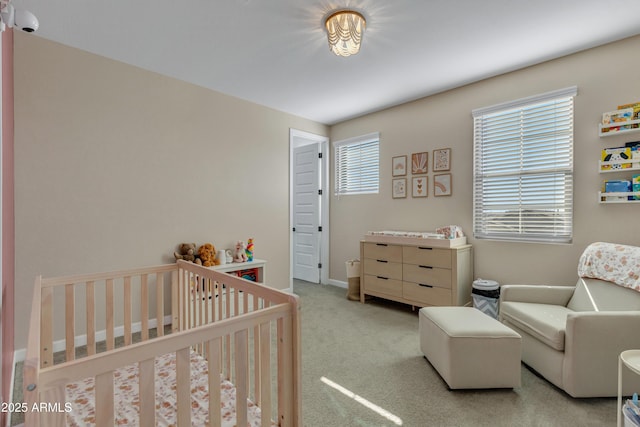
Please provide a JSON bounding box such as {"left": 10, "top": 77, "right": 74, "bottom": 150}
{"left": 360, "top": 241, "right": 473, "bottom": 308}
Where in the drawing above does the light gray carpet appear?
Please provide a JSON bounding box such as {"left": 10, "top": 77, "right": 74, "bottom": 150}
{"left": 11, "top": 281, "right": 616, "bottom": 426}
{"left": 294, "top": 280, "right": 615, "bottom": 427}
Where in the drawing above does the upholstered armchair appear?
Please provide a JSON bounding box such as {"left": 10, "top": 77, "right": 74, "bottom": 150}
{"left": 499, "top": 242, "right": 640, "bottom": 397}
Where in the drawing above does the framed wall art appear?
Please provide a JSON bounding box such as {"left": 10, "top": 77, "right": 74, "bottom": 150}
{"left": 411, "top": 152, "right": 428, "bottom": 174}
{"left": 433, "top": 173, "right": 452, "bottom": 196}
{"left": 392, "top": 155, "right": 407, "bottom": 176}
{"left": 412, "top": 176, "right": 428, "bottom": 198}
{"left": 433, "top": 148, "right": 451, "bottom": 172}
{"left": 392, "top": 178, "right": 407, "bottom": 198}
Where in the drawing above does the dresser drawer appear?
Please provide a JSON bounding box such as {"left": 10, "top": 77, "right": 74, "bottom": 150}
{"left": 363, "top": 258, "right": 403, "bottom": 280}
{"left": 403, "top": 281, "right": 452, "bottom": 306}
{"left": 402, "top": 264, "right": 451, "bottom": 289}
{"left": 364, "top": 275, "right": 402, "bottom": 297}
{"left": 402, "top": 246, "right": 451, "bottom": 268}
{"left": 363, "top": 243, "right": 402, "bottom": 263}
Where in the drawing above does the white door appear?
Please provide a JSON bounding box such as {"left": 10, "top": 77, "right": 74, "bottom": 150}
{"left": 293, "top": 143, "right": 321, "bottom": 283}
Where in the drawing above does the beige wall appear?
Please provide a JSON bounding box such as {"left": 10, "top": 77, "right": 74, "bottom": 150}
{"left": 330, "top": 34, "right": 640, "bottom": 286}
{"left": 13, "top": 33, "right": 328, "bottom": 350}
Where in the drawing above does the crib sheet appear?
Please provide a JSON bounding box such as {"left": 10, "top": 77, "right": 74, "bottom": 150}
{"left": 65, "top": 349, "right": 273, "bottom": 426}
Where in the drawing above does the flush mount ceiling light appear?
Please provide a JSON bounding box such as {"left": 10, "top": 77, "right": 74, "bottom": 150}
{"left": 324, "top": 10, "right": 366, "bottom": 57}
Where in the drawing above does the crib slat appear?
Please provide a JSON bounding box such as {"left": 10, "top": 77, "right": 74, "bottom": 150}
{"left": 156, "top": 273, "right": 164, "bottom": 337}
{"left": 141, "top": 274, "right": 149, "bottom": 341}
{"left": 260, "top": 321, "right": 272, "bottom": 425}
{"left": 171, "top": 269, "right": 179, "bottom": 333}
{"left": 234, "top": 288, "right": 240, "bottom": 317}
{"left": 139, "top": 358, "right": 155, "bottom": 427}
{"left": 217, "top": 280, "right": 223, "bottom": 322}
{"left": 196, "top": 275, "right": 202, "bottom": 328}
{"left": 204, "top": 278, "right": 211, "bottom": 325}
{"left": 188, "top": 271, "right": 193, "bottom": 329}
{"left": 41, "top": 286, "right": 53, "bottom": 368}
{"left": 95, "top": 371, "right": 114, "bottom": 427}
{"left": 124, "top": 276, "right": 132, "bottom": 346}
{"left": 176, "top": 268, "right": 183, "bottom": 330}
{"left": 86, "top": 281, "right": 96, "bottom": 356}
{"left": 207, "top": 337, "right": 222, "bottom": 427}
{"left": 180, "top": 270, "right": 187, "bottom": 330}
{"left": 278, "top": 316, "right": 294, "bottom": 427}
{"left": 65, "top": 284, "right": 75, "bottom": 362}
{"left": 225, "top": 287, "right": 231, "bottom": 378}
{"left": 235, "top": 329, "right": 248, "bottom": 427}
{"left": 176, "top": 347, "right": 191, "bottom": 426}
{"left": 106, "top": 278, "right": 114, "bottom": 351}
{"left": 253, "top": 296, "right": 261, "bottom": 405}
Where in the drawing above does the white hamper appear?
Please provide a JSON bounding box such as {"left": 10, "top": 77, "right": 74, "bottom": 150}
{"left": 472, "top": 279, "right": 500, "bottom": 319}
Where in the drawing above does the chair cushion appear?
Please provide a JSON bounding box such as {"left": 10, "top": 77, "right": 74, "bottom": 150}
{"left": 500, "top": 301, "right": 572, "bottom": 351}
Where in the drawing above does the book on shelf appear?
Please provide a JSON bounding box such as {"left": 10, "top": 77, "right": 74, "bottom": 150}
{"left": 601, "top": 146, "right": 632, "bottom": 170}
{"left": 602, "top": 108, "right": 634, "bottom": 133}
{"left": 618, "top": 102, "right": 640, "bottom": 128}
{"left": 603, "top": 180, "right": 632, "bottom": 201}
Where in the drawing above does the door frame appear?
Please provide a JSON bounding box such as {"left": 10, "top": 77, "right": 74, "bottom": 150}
{"left": 289, "top": 129, "right": 329, "bottom": 287}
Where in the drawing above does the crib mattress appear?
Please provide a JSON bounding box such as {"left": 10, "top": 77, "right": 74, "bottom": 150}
{"left": 65, "top": 349, "right": 274, "bottom": 426}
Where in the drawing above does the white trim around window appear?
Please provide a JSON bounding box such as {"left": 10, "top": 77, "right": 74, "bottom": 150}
{"left": 334, "top": 132, "right": 380, "bottom": 196}
{"left": 472, "top": 86, "right": 577, "bottom": 244}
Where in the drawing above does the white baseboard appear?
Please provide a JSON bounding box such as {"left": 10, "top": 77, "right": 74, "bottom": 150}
{"left": 13, "top": 315, "right": 173, "bottom": 363}
{"left": 327, "top": 279, "right": 348, "bottom": 289}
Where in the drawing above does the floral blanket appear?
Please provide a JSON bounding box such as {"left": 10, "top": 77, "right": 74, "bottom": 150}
{"left": 66, "top": 349, "right": 273, "bottom": 427}
{"left": 577, "top": 242, "right": 640, "bottom": 291}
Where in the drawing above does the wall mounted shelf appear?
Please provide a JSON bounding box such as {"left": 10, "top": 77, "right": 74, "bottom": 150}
{"left": 599, "top": 192, "right": 640, "bottom": 204}
{"left": 599, "top": 158, "right": 640, "bottom": 173}
{"left": 599, "top": 119, "right": 640, "bottom": 137}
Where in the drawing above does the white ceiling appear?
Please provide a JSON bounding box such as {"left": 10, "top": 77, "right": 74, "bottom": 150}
{"left": 14, "top": 0, "right": 640, "bottom": 125}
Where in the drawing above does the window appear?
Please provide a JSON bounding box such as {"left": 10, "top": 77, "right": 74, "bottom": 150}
{"left": 472, "top": 86, "right": 576, "bottom": 244}
{"left": 334, "top": 132, "right": 379, "bottom": 195}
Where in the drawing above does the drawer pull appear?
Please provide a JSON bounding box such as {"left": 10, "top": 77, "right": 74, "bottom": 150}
{"left": 376, "top": 243, "right": 388, "bottom": 247}
{"left": 418, "top": 246, "right": 433, "bottom": 250}
{"left": 418, "top": 283, "right": 433, "bottom": 288}
{"left": 419, "top": 265, "right": 433, "bottom": 269}
{"left": 376, "top": 276, "right": 389, "bottom": 280}
{"left": 376, "top": 259, "right": 388, "bottom": 263}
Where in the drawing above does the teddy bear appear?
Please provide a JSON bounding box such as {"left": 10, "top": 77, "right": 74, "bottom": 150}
{"left": 197, "top": 243, "right": 219, "bottom": 267}
{"left": 174, "top": 243, "right": 197, "bottom": 263}
{"left": 233, "top": 240, "right": 248, "bottom": 263}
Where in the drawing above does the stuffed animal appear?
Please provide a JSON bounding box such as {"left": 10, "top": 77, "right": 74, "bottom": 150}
{"left": 233, "top": 240, "right": 248, "bottom": 263}
{"left": 174, "top": 243, "right": 197, "bottom": 263}
{"left": 197, "top": 243, "right": 219, "bottom": 267}
{"left": 246, "top": 238, "right": 254, "bottom": 262}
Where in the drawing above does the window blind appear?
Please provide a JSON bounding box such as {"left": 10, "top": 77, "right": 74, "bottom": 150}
{"left": 334, "top": 132, "right": 380, "bottom": 195}
{"left": 472, "top": 87, "right": 576, "bottom": 244}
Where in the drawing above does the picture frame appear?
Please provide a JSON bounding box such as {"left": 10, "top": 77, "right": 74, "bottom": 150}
{"left": 433, "top": 173, "right": 452, "bottom": 197}
{"left": 412, "top": 176, "right": 428, "bottom": 198}
{"left": 392, "top": 178, "right": 407, "bottom": 198}
{"left": 411, "top": 152, "right": 428, "bottom": 174}
{"left": 433, "top": 148, "right": 451, "bottom": 172}
{"left": 392, "top": 155, "right": 407, "bottom": 176}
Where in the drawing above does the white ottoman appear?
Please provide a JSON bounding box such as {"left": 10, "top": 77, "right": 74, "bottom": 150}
{"left": 419, "top": 306, "right": 521, "bottom": 389}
